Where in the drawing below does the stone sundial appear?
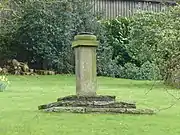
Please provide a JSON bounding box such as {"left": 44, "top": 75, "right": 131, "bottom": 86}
{"left": 38, "top": 33, "right": 154, "bottom": 114}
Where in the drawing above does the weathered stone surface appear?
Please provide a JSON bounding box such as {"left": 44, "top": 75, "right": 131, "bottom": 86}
{"left": 72, "top": 34, "right": 99, "bottom": 96}
{"left": 38, "top": 101, "right": 93, "bottom": 110}
{"left": 75, "top": 47, "right": 97, "bottom": 96}
{"left": 42, "top": 107, "right": 155, "bottom": 114}
{"left": 57, "top": 95, "right": 116, "bottom": 102}
{"left": 85, "top": 107, "right": 127, "bottom": 113}
{"left": 86, "top": 108, "right": 154, "bottom": 114}
{"left": 93, "top": 101, "right": 136, "bottom": 108}
{"left": 38, "top": 100, "right": 136, "bottom": 110}
{"left": 125, "top": 108, "right": 155, "bottom": 115}
{"left": 38, "top": 101, "right": 62, "bottom": 110}
{"left": 43, "top": 107, "right": 85, "bottom": 113}
{"left": 72, "top": 34, "right": 99, "bottom": 48}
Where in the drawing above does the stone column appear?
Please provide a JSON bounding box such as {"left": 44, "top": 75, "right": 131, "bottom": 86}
{"left": 72, "top": 32, "right": 99, "bottom": 96}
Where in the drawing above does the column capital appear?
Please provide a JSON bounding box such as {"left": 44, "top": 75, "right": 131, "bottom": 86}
{"left": 72, "top": 33, "right": 99, "bottom": 48}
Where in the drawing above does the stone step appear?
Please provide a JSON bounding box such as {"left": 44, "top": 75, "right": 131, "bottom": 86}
{"left": 42, "top": 107, "right": 155, "bottom": 115}
{"left": 38, "top": 100, "right": 136, "bottom": 110}
{"left": 57, "top": 95, "right": 116, "bottom": 102}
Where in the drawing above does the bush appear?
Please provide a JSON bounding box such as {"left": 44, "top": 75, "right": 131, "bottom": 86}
{"left": 127, "top": 5, "right": 180, "bottom": 84}
{"left": 139, "top": 61, "right": 162, "bottom": 80}
{"left": 2, "top": 0, "right": 178, "bottom": 83}
{"left": 97, "top": 58, "right": 124, "bottom": 78}
{"left": 0, "top": 0, "right": 111, "bottom": 74}
{"left": 118, "top": 62, "right": 161, "bottom": 80}
{"left": 0, "top": 0, "right": 19, "bottom": 62}
{"left": 164, "top": 55, "right": 180, "bottom": 88}
{"left": 101, "top": 16, "right": 162, "bottom": 80}
{"left": 102, "top": 17, "right": 139, "bottom": 66}
{"left": 123, "top": 63, "right": 140, "bottom": 80}
{"left": 17, "top": 0, "right": 77, "bottom": 73}
{"left": 128, "top": 11, "right": 165, "bottom": 65}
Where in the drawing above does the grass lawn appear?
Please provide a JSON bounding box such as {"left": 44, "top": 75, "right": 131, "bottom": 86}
{"left": 0, "top": 75, "right": 180, "bottom": 135}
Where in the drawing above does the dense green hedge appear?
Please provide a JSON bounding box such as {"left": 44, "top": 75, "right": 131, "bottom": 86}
{"left": 101, "top": 5, "right": 180, "bottom": 82}
{"left": 0, "top": 0, "right": 113, "bottom": 74}
{"left": 101, "top": 17, "right": 162, "bottom": 80}
{"left": 128, "top": 6, "right": 180, "bottom": 85}
{"left": 0, "top": 0, "right": 179, "bottom": 84}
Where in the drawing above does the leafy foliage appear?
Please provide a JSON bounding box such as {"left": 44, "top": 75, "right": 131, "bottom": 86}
{"left": 1, "top": 0, "right": 179, "bottom": 83}
{"left": 102, "top": 17, "right": 139, "bottom": 66}
{"left": 139, "top": 61, "right": 161, "bottom": 80}
{"left": 13, "top": 0, "right": 75, "bottom": 73}
{"left": 128, "top": 5, "right": 180, "bottom": 84}
{"left": 0, "top": 0, "right": 20, "bottom": 61}
{"left": 0, "top": 0, "right": 113, "bottom": 74}
{"left": 128, "top": 11, "right": 164, "bottom": 64}
{"left": 101, "top": 16, "right": 162, "bottom": 80}
{"left": 116, "top": 62, "right": 161, "bottom": 80}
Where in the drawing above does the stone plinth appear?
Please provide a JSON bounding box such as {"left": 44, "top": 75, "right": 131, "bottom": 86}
{"left": 38, "top": 95, "right": 155, "bottom": 115}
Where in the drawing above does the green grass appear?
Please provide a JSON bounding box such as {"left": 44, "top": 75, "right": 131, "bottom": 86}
{"left": 0, "top": 75, "right": 180, "bottom": 135}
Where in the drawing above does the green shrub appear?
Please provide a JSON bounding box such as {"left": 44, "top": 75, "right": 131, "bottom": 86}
{"left": 100, "top": 6, "right": 180, "bottom": 82}
{"left": 0, "top": 0, "right": 118, "bottom": 77}
{"left": 164, "top": 55, "right": 180, "bottom": 88}
{"left": 0, "top": 0, "right": 102, "bottom": 73}
{"left": 0, "top": 0, "right": 19, "bottom": 61}
{"left": 102, "top": 17, "right": 139, "bottom": 66}
{"left": 123, "top": 63, "right": 140, "bottom": 80}
{"left": 127, "top": 5, "right": 180, "bottom": 83}
{"left": 101, "top": 16, "right": 162, "bottom": 80}
{"left": 128, "top": 11, "right": 165, "bottom": 65}
{"left": 117, "top": 62, "right": 161, "bottom": 80}
{"left": 13, "top": 0, "right": 76, "bottom": 73}
{"left": 2, "top": 0, "right": 178, "bottom": 83}
{"left": 97, "top": 58, "right": 123, "bottom": 78}
{"left": 139, "top": 61, "right": 162, "bottom": 80}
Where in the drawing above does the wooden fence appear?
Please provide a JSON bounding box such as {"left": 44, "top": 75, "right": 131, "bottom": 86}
{"left": 90, "top": 0, "right": 176, "bottom": 19}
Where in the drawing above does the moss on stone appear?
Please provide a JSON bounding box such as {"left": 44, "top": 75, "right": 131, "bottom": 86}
{"left": 42, "top": 107, "right": 155, "bottom": 115}
{"left": 72, "top": 40, "right": 99, "bottom": 48}
{"left": 74, "top": 35, "right": 97, "bottom": 41}
{"left": 57, "top": 95, "right": 116, "bottom": 102}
